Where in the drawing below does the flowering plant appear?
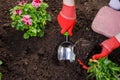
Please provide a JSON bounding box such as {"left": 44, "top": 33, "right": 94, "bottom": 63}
{"left": 88, "top": 58, "right": 120, "bottom": 80}
{"left": 10, "top": 0, "right": 51, "bottom": 39}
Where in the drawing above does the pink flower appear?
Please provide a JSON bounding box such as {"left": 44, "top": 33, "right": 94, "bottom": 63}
{"left": 13, "top": 10, "right": 22, "bottom": 15}
{"left": 22, "top": 15, "right": 32, "bottom": 26}
{"left": 18, "top": 0, "right": 27, "bottom": 6}
{"left": 32, "top": 0, "right": 42, "bottom": 8}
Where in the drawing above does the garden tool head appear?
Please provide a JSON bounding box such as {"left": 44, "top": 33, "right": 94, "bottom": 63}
{"left": 58, "top": 32, "right": 75, "bottom": 62}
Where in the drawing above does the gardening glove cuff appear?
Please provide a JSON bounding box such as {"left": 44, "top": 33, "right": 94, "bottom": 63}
{"left": 109, "top": 0, "right": 120, "bottom": 10}
{"left": 60, "top": 4, "right": 76, "bottom": 20}
{"left": 101, "top": 36, "right": 120, "bottom": 52}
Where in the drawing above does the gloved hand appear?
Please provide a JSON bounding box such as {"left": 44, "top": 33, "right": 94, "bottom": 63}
{"left": 91, "top": 0, "right": 120, "bottom": 60}
{"left": 57, "top": 4, "right": 76, "bottom": 36}
{"left": 92, "top": 36, "right": 120, "bottom": 60}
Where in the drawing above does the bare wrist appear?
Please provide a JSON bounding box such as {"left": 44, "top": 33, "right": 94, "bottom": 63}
{"left": 115, "top": 33, "right": 120, "bottom": 43}
{"left": 63, "top": 0, "right": 75, "bottom": 6}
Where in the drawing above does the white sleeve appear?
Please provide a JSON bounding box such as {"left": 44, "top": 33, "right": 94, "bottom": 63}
{"left": 109, "top": 0, "right": 120, "bottom": 10}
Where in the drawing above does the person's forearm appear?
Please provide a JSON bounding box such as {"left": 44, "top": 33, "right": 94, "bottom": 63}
{"left": 63, "top": 0, "right": 75, "bottom": 6}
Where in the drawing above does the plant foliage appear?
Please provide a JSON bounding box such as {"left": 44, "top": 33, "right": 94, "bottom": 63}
{"left": 88, "top": 58, "right": 120, "bottom": 80}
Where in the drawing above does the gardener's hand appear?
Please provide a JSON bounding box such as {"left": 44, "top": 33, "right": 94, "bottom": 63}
{"left": 92, "top": 34, "right": 120, "bottom": 60}
{"left": 57, "top": 3, "right": 76, "bottom": 36}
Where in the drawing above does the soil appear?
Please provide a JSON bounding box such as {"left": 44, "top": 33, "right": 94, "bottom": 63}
{"left": 0, "top": 0, "right": 120, "bottom": 80}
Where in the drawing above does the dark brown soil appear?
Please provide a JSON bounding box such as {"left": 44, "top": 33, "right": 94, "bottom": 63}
{"left": 0, "top": 0, "right": 120, "bottom": 80}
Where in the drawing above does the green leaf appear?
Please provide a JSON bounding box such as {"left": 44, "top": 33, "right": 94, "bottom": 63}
{"left": 23, "top": 33, "right": 29, "bottom": 39}
{"left": 40, "top": 2, "right": 48, "bottom": 9}
{"left": 46, "top": 14, "right": 51, "bottom": 21}
{"left": 0, "top": 61, "right": 3, "bottom": 65}
{"left": 0, "top": 73, "right": 2, "bottom": 80}
{"left": 39, "top": 31, "right": 44, "bottom": 37}
{"left": 11, "top": 22, "right": 16, "bottom": 28}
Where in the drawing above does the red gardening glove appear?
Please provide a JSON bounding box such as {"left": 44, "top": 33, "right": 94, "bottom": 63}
{"left": 57, "top": 4, "right": 76, "bottom": 36}
{"left": 92, "top": 36, "right": 120, "bottom": 60}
